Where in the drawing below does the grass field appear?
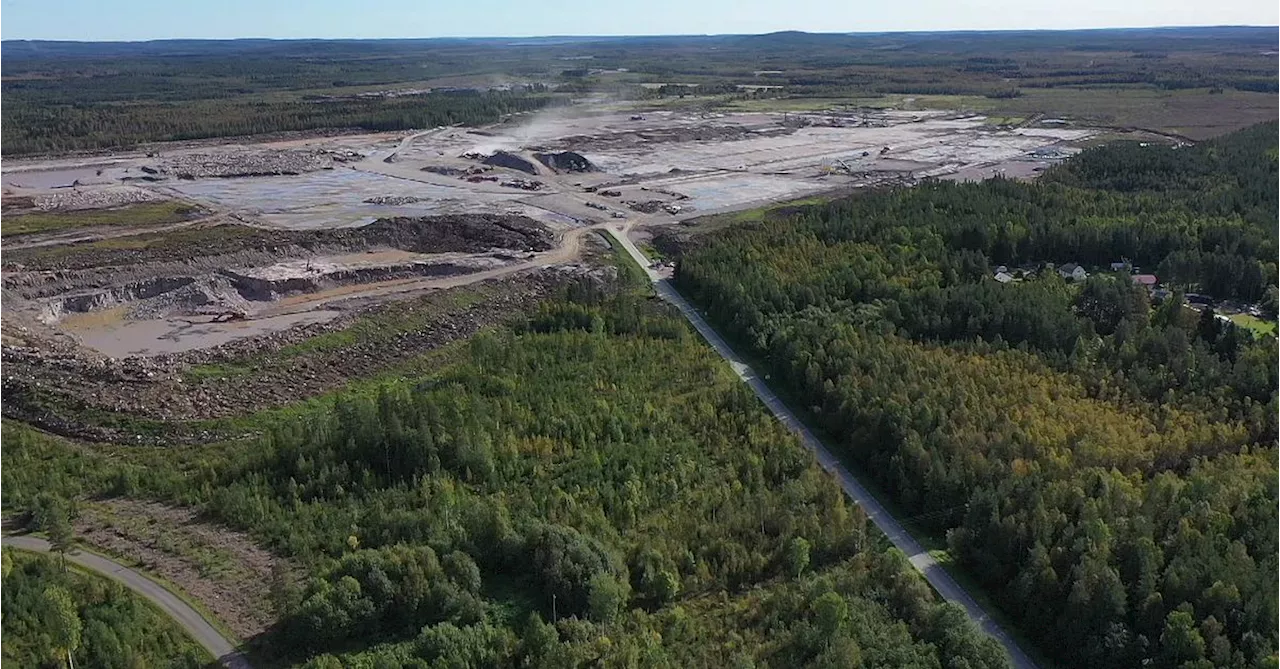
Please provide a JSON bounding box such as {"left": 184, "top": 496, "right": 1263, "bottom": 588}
{"left": 991, "top": 87, "right": 1278, "bottom": 139}
{"left": 1, "top": 201, "right": 201, "bottom": 238}
{"left": 1229, "top": 313, "right": 1278, "bottom": 337}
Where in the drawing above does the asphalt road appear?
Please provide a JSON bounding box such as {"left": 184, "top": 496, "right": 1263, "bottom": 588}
{"left": 604, "top": 224, "right": 1039, "bottom": 669}
{"left": 2, "top": 535, "right": 252, "bottom": 669}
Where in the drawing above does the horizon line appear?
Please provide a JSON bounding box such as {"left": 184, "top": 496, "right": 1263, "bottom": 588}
{"left": 4, "top": 24, "right": 1277, "bottom": 44}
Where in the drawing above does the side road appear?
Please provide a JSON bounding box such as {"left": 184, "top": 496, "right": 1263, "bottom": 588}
{"left": 2, "top": 535, "right": 252, "bottom": 669}
{"left": 604, "top": 224, "right": 1039, "bottom": 669}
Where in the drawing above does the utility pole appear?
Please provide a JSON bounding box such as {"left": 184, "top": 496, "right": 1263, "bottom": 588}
{"left": 552, "top": 594, "right": 557, "bottom": 623}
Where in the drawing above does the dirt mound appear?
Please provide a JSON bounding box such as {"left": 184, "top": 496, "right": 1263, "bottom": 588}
{"left": 342, "top": 214, "right": 554, "bottom": 254}
{"left": 534, "top": 151, "right": 596, "bottom": 173}
{"left": 481, "top": 151, "right": 539, "bottom": 175}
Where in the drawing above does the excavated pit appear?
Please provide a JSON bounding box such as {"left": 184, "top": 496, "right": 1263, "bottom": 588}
{"left": 223, "top": 259, "right": 482, "bottom": 302}
{"left": 4, "top": 213, "right": 561, "bottom": 356}
{"left": 44, "top": 277, "right": 198, "bottom": 322}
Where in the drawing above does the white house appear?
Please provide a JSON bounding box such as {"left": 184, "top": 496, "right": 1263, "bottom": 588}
{"left": 1057, "top": 263, "right": 1087, "bottom": 282}
{"left": 994, "top": 271, "right": 1015, "bottom": 284}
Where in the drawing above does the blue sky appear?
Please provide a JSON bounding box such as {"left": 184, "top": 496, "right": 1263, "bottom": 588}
{"left": 2, "top": 0, "right": 1276, "bottom": 41}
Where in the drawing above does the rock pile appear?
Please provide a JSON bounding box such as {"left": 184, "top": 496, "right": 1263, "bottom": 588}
{"left": 363, "top": 195, "right": 426, "bottom": 205}
{"left": 533, "top": 151, "right": 596, "bottom": 173}
{"left": 34, "top": 187, "right": 163, "bottom": 211}
{"left": 157, "top": 149, "right": 358, "bottom": 179}
{"left": 500, "top": 178, "right": 544, "bottom": 191}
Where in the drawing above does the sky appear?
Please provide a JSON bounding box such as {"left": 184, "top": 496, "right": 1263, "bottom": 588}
{"left": 1, "top": 0, "right": 1276, "bottom": 41}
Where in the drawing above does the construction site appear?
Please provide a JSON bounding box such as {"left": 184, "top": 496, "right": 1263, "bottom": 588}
{"left": 1, "top": 103, "right": 1093, "bottom": 439}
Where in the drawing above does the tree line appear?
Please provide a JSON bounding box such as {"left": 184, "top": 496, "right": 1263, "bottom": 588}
{"left": 2, "top": 90, "right": 559, "bottom": 155}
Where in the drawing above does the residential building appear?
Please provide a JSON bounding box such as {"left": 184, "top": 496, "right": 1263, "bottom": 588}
{"left": 1057, "top": 263, "right": 1087, "bottom": 282}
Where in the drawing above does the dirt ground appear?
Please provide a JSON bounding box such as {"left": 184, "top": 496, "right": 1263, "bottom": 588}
{"left": 0, "top": 100, "right": 1099, "bottom": 440}
{"left": 73, "top": 499, "right": 283, "bottom": 641}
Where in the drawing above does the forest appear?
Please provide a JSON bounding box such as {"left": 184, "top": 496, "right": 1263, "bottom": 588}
{"left": 1, "top": 549, "right": 209, "bottom": 668}
{"left": 673, "top": 122, "right": 1279, "bottom": 668}
{"left": 2, "top": 90, "right": 558, "bottom": 155}
{"left": 3, "top": 26, "right": 1276, "bottom": 154}
{"left": 1, "top": 289, "right": 1010, "bottom": 668}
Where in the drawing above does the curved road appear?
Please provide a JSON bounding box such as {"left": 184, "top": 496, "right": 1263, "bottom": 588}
{"left": 2, "top": 535, "right": 251, "bottom": 669}
{"left": 603, "top": 225, "right": 1038, "bottom": 669}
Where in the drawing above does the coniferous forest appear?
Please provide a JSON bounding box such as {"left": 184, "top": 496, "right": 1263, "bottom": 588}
{"left": 674, "top": 122, "right": 1279, "bottom": 669}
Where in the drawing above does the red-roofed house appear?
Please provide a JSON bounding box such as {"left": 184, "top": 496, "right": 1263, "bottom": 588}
{"left": 1132, "top": 274, "right": 1158, "bottom": 288}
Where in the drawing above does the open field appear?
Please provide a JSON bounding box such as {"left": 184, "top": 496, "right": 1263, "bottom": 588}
{"left": 1230, "top": 312, "right": 1278, "bottom": 337}
{"left": 0, "top": 200, "right": 202, "bottom": 238}
{"left": 989, "top": 87, "right": 1279, "bottom": 139}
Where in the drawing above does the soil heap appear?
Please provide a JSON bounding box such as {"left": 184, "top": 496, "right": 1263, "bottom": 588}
{"left": 481, "top": 151, "right": 539, "bottom": 175}
{"left": 533, "top": 151, "right": 596, "bottom": 173}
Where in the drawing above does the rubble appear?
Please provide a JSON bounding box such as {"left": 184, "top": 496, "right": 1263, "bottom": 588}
{"left": 623, "top": 199, "right": 667, "bottom": 213}
{"left": 500, "top": 178, "right": 544, "bottom": 191}
{"left": 363, "top": 195, "right": 426, "bottom": 205}
{"left": 33, "top": 187, "right": 164, "bottom": 211}
{"left": 157, "top": 149, "right": 358, "bottom": 179}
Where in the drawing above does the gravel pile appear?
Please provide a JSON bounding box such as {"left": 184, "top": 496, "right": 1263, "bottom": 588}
{"left": 363, "top": 195, "right": 426, "bottom": 205}
{"left": 158, "top": 149, "right": 358, "bottom": 179}
{"left": 34, "top": 187, "right": 163, "bottom": 211}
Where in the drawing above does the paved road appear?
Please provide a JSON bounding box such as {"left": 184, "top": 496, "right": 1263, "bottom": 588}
{"left": 2, "top": 535, "right": 251, "bottom": 669}
{"left": 603, "top": 225, "right": 1038, "bottom": 669}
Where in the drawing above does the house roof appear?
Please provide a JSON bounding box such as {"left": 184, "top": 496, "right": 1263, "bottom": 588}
{"left": 1058, "top": 263, "right": 1081, "bottom": 273}
{"left": 994, "top": 271, "right": 1015, "bottom": 283}
{"left": 1132, "top": 274, "right": 1158, "bottom": 285}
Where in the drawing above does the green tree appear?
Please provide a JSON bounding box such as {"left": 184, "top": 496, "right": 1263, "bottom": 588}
{"left": 587, "top": 573, "right": 630, "bottom": 624}
{"left": 813, "top": 591, "right": 849, "bottom": 639}
{"left": 786, "top": 537, "right": 811, "bottom": 577}
{"left": 42, "top": 586, "right": 82, "bottom": 669}
{"left": 1160, "top": 609, "right": 1206, "bottom": 668}
{"left": 814, "top": 635, "right": 862, "bottom": 668}
{"left": 46, "top": 508, "right": 75, "bottom": 570}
